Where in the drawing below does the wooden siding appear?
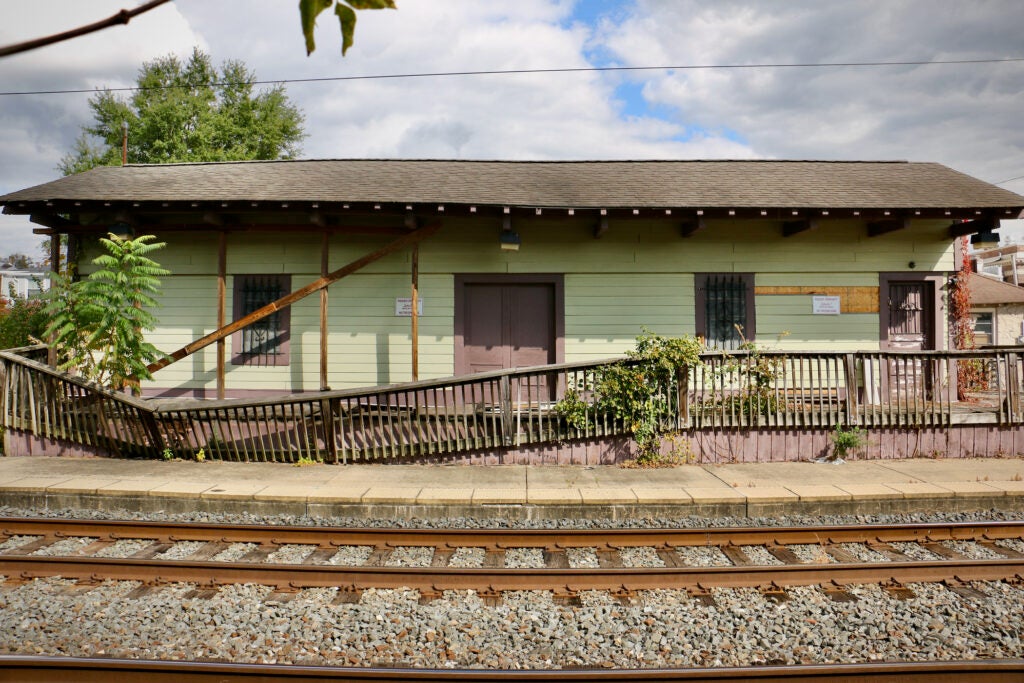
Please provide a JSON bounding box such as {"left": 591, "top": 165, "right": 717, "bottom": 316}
{"left": 72, "top": 217, "right": 955, "bottom": 393}
{"left": 565, "top": 273, "right": 695, "bottom": 360}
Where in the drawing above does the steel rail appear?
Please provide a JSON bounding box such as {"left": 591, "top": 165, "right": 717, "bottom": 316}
{"left": 3, "top": 518, "right": 1024, "bottom": 549}
{"left": 1, "top": 655, "right": 1023, "bottom": 682}
{"left": 2, "top": 554, "right": 1023, "bottom": 595}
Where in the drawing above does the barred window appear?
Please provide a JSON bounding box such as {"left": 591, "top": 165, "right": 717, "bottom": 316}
{"left": 231, "top": 274, "right": 291, "bottom": 366}
{"left": 695, "top": 273, "right": 755, "bottom": 350}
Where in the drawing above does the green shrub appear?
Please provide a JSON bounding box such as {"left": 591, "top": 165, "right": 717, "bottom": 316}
{"left": 555, "top": 329, "right": 702, "bottom": 464}
{"left": 0, "top": 297, "right": 48, "bottom": 350}
{"left": 831, "top": 424, "right": 866, "bottom": 459}
{"left": 44, "top": 234, "right": 168, "bottom": 392}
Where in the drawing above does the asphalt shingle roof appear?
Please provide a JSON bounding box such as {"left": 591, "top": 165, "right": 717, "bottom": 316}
{"left": 968, "top": 273, "right": 1024, "bottom": 305}
{"left": 2, "top": 159, "right": 1022, "bottom": 210}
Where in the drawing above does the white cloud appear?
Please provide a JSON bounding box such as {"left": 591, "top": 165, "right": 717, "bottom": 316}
{"left": 0, "top": 0, "right": 1021, "bottom": 256}
{"left": 0, "top": 1, "right": 202, "bottom": 255}
{"left": 601, "top": 0, "right": 1024, "bottom": 182}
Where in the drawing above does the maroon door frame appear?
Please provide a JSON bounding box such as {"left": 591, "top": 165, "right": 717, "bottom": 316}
{"left": 878, "top": 272, "right": 944, "bottom": 350}
{"left": 454, "top": 274, "right": 565, "bottom": 375}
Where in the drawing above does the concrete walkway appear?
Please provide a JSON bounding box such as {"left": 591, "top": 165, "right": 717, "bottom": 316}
{"left": 1, "top": 456, "right": 1023, "bottom": 520}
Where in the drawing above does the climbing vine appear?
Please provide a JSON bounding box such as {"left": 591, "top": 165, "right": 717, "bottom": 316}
{"left": 951, "top": 235, "right": 987, "bottom": 398}
{"left": 708, "top": 331, "right": 786, "bottom": 418}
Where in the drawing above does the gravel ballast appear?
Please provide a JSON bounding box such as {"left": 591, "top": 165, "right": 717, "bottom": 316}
{"left": 0, "top": 505, "right": 1022, "bottom": 669}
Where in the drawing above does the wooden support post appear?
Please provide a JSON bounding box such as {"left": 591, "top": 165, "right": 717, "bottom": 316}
{"left": 411, "top": 244, "right": 419, "bottom": 382}
{"left": 47, "top": 236, "right": 61, "bottom": 367}
{"left": 500, "top": 374, "right": 512, "bottom": 446}
{"left": 49, "top": 235, "right": 60, "bottom": 273}
{"left": 843, "top": 353, "right": 859, "bottom": 425}
{"left": 676, "top": 366, "right": 690, "bottom": 429}
{"left": 140, "top": 410, "right": 165, "bottom": 454}
{"left": 1007, "top": 353, "right": 1021, "bottom": 422}
{"left": 320, "top": 231, "right": 329, "bottom": 390}
{"left": 216, "top": 231, "right": 227, "bottom": 400}
{"left": 146, "top": 221, "right": 440, "bottom": 375}
{"left": 321, "top": 396, "right": 338, "bottom": 464}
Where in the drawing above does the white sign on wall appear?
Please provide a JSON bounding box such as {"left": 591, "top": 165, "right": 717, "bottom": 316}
{"left": 395, "top": 298, "right": 424, "bottom": 316}
{"left": 812, "top": 295, "right": 841, "bottom": 315}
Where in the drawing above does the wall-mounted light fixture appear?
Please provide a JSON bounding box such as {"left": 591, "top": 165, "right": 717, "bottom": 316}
{"left": 500, "top": 215, "right": 520, "bottom": 251}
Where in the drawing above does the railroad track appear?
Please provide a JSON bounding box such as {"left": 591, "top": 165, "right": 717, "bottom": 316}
{"left": 1, "top": 518, "right": 1023, "bottom": 601}
{"left": 1, "top": 655, "right": 1023, "bottom": 682}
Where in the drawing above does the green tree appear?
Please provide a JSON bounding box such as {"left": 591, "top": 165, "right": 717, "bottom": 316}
{"left": 44, "top": 234, "right": 168, "bottom": 393}
{"left": 0, "top": 298, "right": 48, "bottom": 350}
{"left": 59, "top": 48, "right": 305, "bottom": 174}
{"left": 1, "top": 253, "right": 38, "bottom": 269}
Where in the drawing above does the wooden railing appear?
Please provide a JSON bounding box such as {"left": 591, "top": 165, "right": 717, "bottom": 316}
{"left": 2, "top": 346, "right": 1023, "bottom": 463}
{"left": 0, "top": 346, "right": 163, "bottom": 457}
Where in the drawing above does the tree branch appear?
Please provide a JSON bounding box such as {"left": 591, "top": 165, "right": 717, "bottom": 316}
{"left": 0, "top": 0, "right": 173, "bottom": 58}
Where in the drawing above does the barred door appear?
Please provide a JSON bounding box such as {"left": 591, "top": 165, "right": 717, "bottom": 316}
{"left": 887, "top": 282, "right": 929, "bottom": 351}
{"left": 886, "top": 281, "right": 934, "bottom": 399}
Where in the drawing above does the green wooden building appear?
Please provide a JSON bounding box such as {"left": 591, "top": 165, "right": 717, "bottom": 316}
{"left": 3, "top": 159, "right": 1022, "bottom": 399}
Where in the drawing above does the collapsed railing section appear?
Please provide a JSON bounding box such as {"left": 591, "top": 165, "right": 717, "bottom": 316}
{"left": 0, "top": 346, "right": 163, "bottom": 457}
{"left": 151, "top": 360, "right": 614, "bottom": 463}
{"left": 1, "top": 346, "right": 1023, "bottom": 462}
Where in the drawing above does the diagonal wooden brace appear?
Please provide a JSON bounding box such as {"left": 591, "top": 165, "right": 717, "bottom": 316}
{"left": 145, "top": 221, "right": 440, "bottom": 375}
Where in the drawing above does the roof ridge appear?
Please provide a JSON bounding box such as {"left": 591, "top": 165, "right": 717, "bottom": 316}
{"left": 6, "top": 159, "right": 1018, "bottom": 211}
{"left": 120, "top": 158, "right": 916, "bottom": 168}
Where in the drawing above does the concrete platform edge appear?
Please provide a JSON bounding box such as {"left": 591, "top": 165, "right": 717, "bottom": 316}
{"left": 2, "top": 491, "right": 1022, "bottom": 522}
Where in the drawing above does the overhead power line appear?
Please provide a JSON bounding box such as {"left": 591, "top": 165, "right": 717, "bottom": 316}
{"left": 1, "top": 55, "right": 1022, "bottom": 97}
{"left": 994, "top": 174, "right": 1024, "bottom": 186}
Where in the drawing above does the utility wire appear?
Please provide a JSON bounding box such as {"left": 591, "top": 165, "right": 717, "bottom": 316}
{"left": 994, "top": 174, "right": 1024, "bottom": 186}
{"left": 1, "top": 55, "right": 1022, "bottom": 97}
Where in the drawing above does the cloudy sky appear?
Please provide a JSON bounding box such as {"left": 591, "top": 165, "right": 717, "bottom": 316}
{"left": 1, "top": 0, "right": 1022, "bottom": 257}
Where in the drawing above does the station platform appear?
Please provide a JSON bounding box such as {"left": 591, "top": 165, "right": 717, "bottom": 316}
{"left": 1, "top": 456, "right": 1024, "bottom": 521}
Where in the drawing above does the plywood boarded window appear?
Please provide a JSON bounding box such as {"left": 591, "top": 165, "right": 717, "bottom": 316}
{"left": 695, "top": 273, "right": 755, "bottom": 350}
{"left": 231, "top": 274, "right": 291, "bottom": 366}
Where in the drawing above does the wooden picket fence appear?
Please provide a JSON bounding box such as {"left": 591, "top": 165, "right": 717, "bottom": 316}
{"left": 1, "top": 344, "right": 1021, "bottom": 463}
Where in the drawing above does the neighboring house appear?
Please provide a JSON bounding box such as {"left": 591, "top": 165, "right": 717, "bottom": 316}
{"left": 1, "top": 159, "right": 1022, "bottom": 398}
{"left": 967, "top": 272, "right": 1024, "bottom": 346}
{"left": 971, "top": 243, "right": 1024, "bottom": 285}
{"left": 0, "top": 264, "right": 49, "bottom": 300}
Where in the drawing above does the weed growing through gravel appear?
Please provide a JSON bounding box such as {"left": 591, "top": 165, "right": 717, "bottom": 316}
{"left": 827, "top": 424, "right": 866, "bottom": 461}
